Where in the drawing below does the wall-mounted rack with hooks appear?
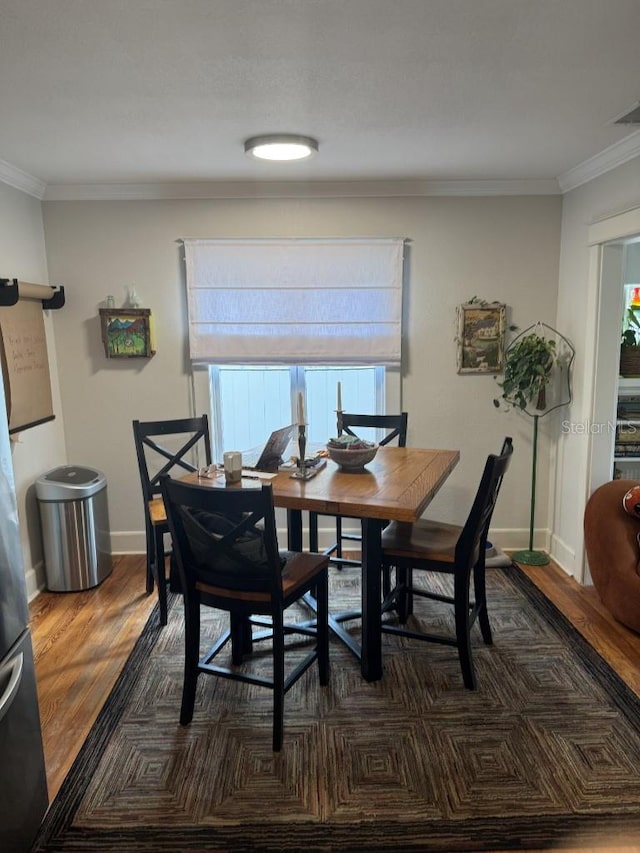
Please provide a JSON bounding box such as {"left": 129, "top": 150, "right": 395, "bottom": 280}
{"left": 0, "top": 278, "right": 65, "bottom": 309}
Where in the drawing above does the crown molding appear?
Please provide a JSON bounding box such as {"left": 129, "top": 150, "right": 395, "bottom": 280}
{"left": 421, "top": 179, "right": 560, "bottom": 196}
{"left": 6, "top": 138, "right": 639, "bottom": 201}
{"left": 557, "top": 130, "right": 640, "bottom": 193}
{"left": 42, "top": 177, "right": 559, "bottom": 201}
{"left": 0, "top": 158, "right": 46, "bottom": 199}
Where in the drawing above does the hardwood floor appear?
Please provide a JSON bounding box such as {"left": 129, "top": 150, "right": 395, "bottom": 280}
{"left": 30, "top": 555, "right": 157, "bottom": 801}
{"left": 29, "top": 554, "right": 640, "bottom": 852}
{"left": 521, "top": 562, "right": 640, "bottom": 697}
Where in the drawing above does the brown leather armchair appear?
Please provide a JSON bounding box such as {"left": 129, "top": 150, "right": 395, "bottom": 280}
{"left": 584, "top": 479, "right": 640, "bottom": 633}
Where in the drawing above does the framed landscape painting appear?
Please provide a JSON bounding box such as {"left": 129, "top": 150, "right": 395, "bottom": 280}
{"left": 457, "top": 302, "right": 506, "bottom": 374}
{"left": 99, "top": 308, "right": 156, "bottom": 359}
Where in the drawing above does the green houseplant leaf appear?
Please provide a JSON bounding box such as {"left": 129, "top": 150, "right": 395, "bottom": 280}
{"left": 494, "top": 332, "right": 557, "bottom": 411}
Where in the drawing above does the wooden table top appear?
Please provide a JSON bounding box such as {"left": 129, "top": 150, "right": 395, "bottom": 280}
{"left": 179, "top": 446, "right": 460, "bottom": 524}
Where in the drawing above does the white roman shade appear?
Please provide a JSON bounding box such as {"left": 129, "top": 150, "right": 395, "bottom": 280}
{"left": 182, "top": 237, "right": 405, "bottom": 365}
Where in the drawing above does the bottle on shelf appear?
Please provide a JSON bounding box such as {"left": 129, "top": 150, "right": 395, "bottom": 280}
{"left": 128, "top": 283, "right": 141, "bottom": 308}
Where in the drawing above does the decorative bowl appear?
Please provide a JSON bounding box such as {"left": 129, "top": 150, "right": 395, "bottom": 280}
{"left": 327, "top": 443, "right": 379, "bottom": 470}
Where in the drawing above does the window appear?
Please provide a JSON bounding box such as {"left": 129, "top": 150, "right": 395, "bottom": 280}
{"left": 208, "top": 365, "right": 384, "bottom": 460}
{"left": 184, "top": 237, "right": 404, "bottom": 461}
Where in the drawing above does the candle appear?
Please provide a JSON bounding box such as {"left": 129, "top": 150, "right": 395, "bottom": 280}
{"left": 297, "top": 391, "right": 305, "bottom": 424}
{"left": 337, "top": 381, "right": 342, "bottom": 411}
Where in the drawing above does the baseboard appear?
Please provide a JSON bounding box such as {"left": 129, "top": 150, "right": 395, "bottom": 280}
{"left": 25, "top": 562, "right": 45, "bottom": 602}
{"left": 549, "top": 532, "right": 584, "bottom": 582}
{"left": 108, "top": 524, "right": 361, "bottom": 555}
{"left": 110, "top": 531, "right": 146, "bottom": 555}
{"left": 487, "top": 526, "right": 551, "bottom": 553}
{"left": 108, "top": 525, "right": 557, "bottom": 563}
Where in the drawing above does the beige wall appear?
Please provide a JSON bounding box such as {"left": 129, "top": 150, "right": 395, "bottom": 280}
{"left": 0, "top": 182, "right": 67, "bottom": 596}
{"left": 42, "top": 194, "right": 561, "bottom": 556}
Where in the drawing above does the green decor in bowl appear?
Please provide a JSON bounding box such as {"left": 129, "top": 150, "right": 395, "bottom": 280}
{"left": 327, "top": 436, "right": 378, "bottom": 470}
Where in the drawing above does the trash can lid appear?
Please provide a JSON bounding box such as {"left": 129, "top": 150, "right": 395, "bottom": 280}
{"left": 43, "top": 465, "right": 102, "bottom": 485}
{"left": 36, "top": 465, "right": 107, "bottom": 500}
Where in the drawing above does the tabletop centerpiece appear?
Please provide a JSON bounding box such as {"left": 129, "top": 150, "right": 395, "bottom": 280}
{"left": 327, "top": 434, "right": 378, "bottom": 470}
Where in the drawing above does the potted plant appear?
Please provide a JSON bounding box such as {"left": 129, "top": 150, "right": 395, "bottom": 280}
{"left": 620, "top": 305, "right": 640, "bottom": 377}
{"left": 493, "top": 330, "right": 557, "bottom": 411}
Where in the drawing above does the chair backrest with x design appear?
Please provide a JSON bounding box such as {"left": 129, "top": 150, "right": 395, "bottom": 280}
{"left": 132, "top": 415, "right": 212, "bottom": 624}
{"left": 341, "top": 412, "right": 408, "bottom": 447}
{"left": 161, "top": 478, "right": 283, "bottom": 601}
{"left": 311, "top": 412, "right": 408, "bottom": 569}
{"left": 133, "top": 415, "right": 212, "bottom": 505}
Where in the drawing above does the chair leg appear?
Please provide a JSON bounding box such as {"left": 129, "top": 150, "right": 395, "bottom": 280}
{"left": 454, "top": 570, "right": 476, "bottom": 690}
{"left": 145, "top": 519, "right": 154, "bottom": 594}
{"left": 180, "top": 596, "right": 200, "bottom": 725}
{"left": 396, "top": 566, "right": 411, "bottom": 623}
{"left": 230, "top": 612, "right": 252, "bottom": 664}
{"left": 272, "top": 609, "right": 285, "bottom": 752}
{"left": 405, "top": 568, "right": 414, "bottom": 617}
{"left": 315, "top": 571, "right": 330, "bottom": 685}
{"left": 474, "top": 561, "right": 493, "bottom": 645}
{"left": 155, "top": 528, "right": 168, "bottom": 626}
{"left": 382, "top": 565, "right": 393, "bottom": 600}
{"left": 242, "top": 616, "right": 253, "bottom": 654}
{"left": 146, "top": 560, "right": 154, "bottom": 593}
{"left": 335, "top": 517, "right": 343, "bottom": 569}
{"left": 389, "top": 565, "right": 413, "bottom": 621}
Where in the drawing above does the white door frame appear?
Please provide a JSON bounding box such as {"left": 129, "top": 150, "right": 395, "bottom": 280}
{"left": 583, "top": 206, "right": 640, "bottom": 582}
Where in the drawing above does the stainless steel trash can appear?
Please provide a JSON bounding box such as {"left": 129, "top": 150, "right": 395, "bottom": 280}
{"left": 36, "top": 465, "right": 113, "bottom": 591}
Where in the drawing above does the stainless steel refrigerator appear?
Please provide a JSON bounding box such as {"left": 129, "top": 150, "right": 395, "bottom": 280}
{"left": 0, "top": 373, "right": 48, "bottom": 852}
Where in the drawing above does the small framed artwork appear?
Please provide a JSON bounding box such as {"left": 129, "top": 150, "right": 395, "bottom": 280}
{"left": 99, "top": 308, "right": 156, "bottom": 359}
{"left": 457, "top": 302, "right": 506, "bottom": 374}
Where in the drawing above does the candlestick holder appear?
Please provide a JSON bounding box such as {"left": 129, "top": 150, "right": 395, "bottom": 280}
{"left": 297, "top": 424, "right": 307, "bottom": 469}
{"left": 290, "top": 423, "right": 316, "bottom": 479}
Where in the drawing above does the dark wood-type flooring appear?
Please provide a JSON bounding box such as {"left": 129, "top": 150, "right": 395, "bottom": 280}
{"left": 29, "top": 554, "right": 640, "bottom": 853}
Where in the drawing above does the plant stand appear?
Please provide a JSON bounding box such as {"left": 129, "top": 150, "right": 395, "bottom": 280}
{"left": 511, "top": 414, "right": 549, "bottom": 566}
{"left": 498, "top": 322, "right": 575, "bottom": 568}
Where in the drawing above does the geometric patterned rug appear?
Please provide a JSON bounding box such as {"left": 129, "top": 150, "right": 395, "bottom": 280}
{"left": 32, "top": 565, "right": 640, "bottom": 852}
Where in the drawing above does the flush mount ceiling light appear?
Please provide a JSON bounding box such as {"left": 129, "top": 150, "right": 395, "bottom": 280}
{"left": 244, "top": 134, "right": 318, "bottom": 161}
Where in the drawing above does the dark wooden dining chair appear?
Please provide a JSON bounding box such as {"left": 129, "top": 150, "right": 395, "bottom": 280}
{"left": 309, "top": 412, "right": 408, "bottom": 569}
{"left": 380, "top": 437, "right": 513, "bottom": 689}
{"left": 132, "top": 415, "right": 212, "bottom": 625}
{"left": 161, "top": 476, "right": 330, "bottom": 751}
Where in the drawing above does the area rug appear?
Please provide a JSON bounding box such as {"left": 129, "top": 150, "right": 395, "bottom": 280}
{"left": 33, "top": 565, "right": 640, "bottom": 852}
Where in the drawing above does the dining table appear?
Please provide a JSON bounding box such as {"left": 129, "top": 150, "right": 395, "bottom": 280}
{"left": 182, "top": 445, "right": 459, "bottom": 683}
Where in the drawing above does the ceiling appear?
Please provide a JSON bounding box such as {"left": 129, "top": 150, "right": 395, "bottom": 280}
{"left": 1, "top": 0, "right": 639, "bottom": 198}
